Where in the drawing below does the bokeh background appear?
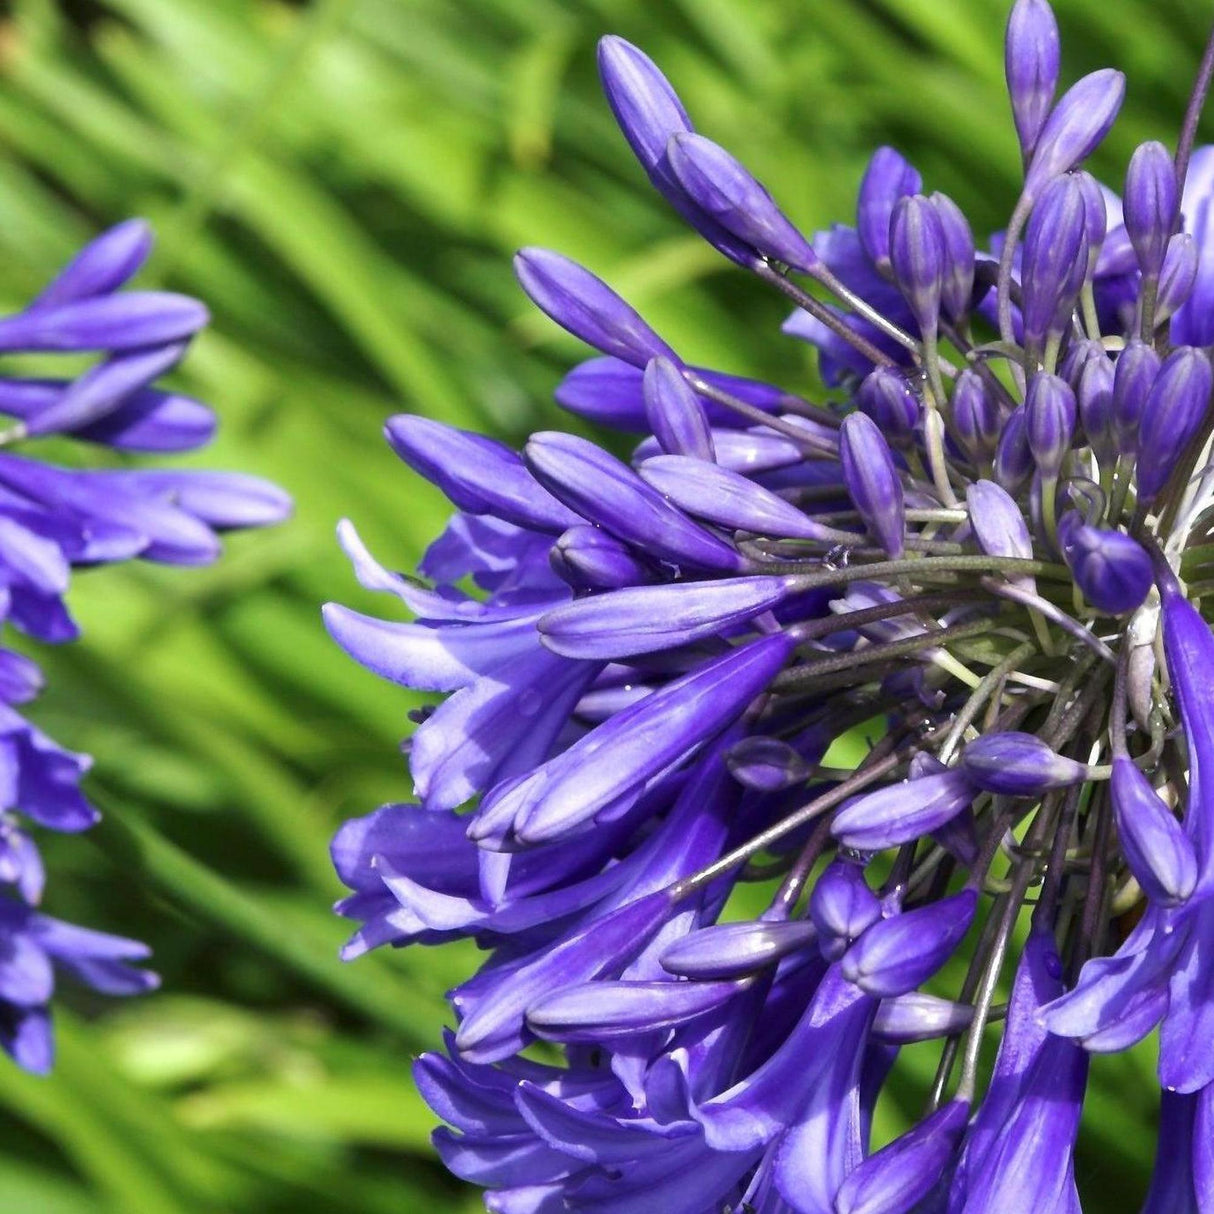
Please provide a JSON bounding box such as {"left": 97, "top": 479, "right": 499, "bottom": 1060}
{"left": 0, "top": 0, "right": 1207, "bottom": 1208}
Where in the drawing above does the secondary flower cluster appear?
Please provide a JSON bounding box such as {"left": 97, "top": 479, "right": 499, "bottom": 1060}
{"left": 0, "top": 221, "right": 289, "bottom": 1072}
{"left": 329, "top": 2, "right": 1214, "bottom": 1208}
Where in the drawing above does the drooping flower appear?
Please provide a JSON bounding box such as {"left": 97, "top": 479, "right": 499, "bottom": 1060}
{"left": 0, "top": 221, "right": 290, "bottom": 1072}
{"left": 328, "top": 3, "right": 1214, "bottom": 1208}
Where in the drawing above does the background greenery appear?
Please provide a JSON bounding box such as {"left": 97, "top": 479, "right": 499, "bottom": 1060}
{"left": 0, "top": 0, "right": 1206, "bottom": 1208}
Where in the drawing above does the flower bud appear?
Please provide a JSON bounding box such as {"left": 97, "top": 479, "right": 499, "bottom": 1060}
{"left": 1024, "top": 372, "right": 1077, "bottom": 478}
{"left": 856, "top": 367, "right": 920, "bottom": 446}
{"left": 1124, "top": 141, "right": 1179, "bottom": 280}
{"left": 642, "top": 356, "right": 715, "bottom": 461}
{"left": 1024, "top": 69, "right": 1126, "bottom": 197}
{"left": 1020, "top": 176, "right": 1090, "bottom": 347}
{"left": 961, "top": 731, "right": 1089, "bottom": 795}
{"left": 840, "top": 411, "right": 905, "bottom": 558}
{"left": 659, "top": 919, "right": 817, "bottom": 979}
{"left": 1075, "top": 170, "right": 1107, "bottom": 276}
{"left": 993, "top": 405, "right": 1034, "bottom": 492}
{"left": 525, "top": 432, "right": 743, "bottom": 572}
{"left": 857, "top": 147, "right": 922, "bottom": 270}
{"left": 526, "top": 976, "right": 745, "bottom": 1042}
{"left": 841, "top": 890, "right": 977, "bottom": 997}
{"left": 930, "top": 191, "right": 976, "bottom": 321}
{"left": 666, "top": 132, "right": 820, "bottom": 272}
{"left": 832, "top": 769, "right": 975, "bottom": 852}
{"left": 1110, "top": 755, "right": 1197, "bottom": 906}
{"left": 835, "top": 1099, "right": 970, "bottom": 1214}
{"left": 1156, "top": 231, "right": 1199, "bottom": 326}
{"left": 966, "top": 479, "right": 1035, "bottom": 591}
{"left": 596, "top": 36, "right": 752, "bottom": 267}
{"left": 871, "top": 993, "right": 975, "bottom": 1044}
{"left": 1111, "top": 338, "right": 1160, "bottom": 457}
{"left": 639, "top": 453, "right": 829, "bottom": 540}
{"left": 538, "top": 575, "right": 794, "bottom": 658}
{"left": 809, "top": 861, "right": 881, "bottom": 961}
{"left": 1005, "top": 0, "right": 1060, "bottom": 161}
{"left": 1076, "top": 352, "right": 1116, "bottom": 467}
{"left": 550, "top": 525, "right": 652, "bottom": 591}
{"left": 889, "top": 194, "right": 946, "bottom": 338}
{"left": 1137, "top": 346, "right": 1212, "bottom": 503}
{"left": 725, "top": 736, "right": 810, "bottom": 791}
{"left": 1057, "top": 512, "right": 1152, "bottom": 615}
{"left": 514, "top": 248, "right": 675, "bottom": 368}
{"left": 952, "top": 370, "right": 1002, "bottom": 463}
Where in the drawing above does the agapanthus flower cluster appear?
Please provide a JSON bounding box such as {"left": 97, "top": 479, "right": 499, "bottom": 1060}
{"left": 328, "top": 2, "right": 1214, "bottom": 1208}
{"left": 0, "top": 221, "right": 289, "bottom": 1073}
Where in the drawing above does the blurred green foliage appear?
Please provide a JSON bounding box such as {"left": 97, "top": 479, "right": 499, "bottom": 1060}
{"left": 0, "top": 0, "right": 1205, "bottom": 1207}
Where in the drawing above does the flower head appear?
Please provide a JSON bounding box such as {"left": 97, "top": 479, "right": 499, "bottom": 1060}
{"left": 0, "top": 221, "right": 289, "bottom": 1071}
{"left": 329, "top": 4, "right": 1214, "bottom": 1207}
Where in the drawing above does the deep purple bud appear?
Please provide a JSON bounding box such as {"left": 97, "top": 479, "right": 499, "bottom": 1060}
{"left": 660, "top": 919, "right": 817, "bottom": 979}
{"left": 1076, "top": 353, "right": 1116, "bottom": 467}
{"left": 1137, "top": 346, "right": 1212, "bottom": 503}
{"left": 638, "top": 453, "right": 830, "bottom": 540}
{"left": 1075, "top": 171, "right": 1108, "bottom": 273}
{"left": 538, "top": 575, "right": 794, "bottom": 659}
{"left": 1111, "top": 338, "right": 1160, "bottom": 456}
{"left": 1024, "top": 69, "right": 1126, "bottom": 196}
{"left": 386, "top": 415, "right": 578, "bottom": 534}
{"left": 952, "top": 370, "right": 1002, "bottom": 463}
{"left": 597, "top": 36, "right": 753, "bottom": 267}
{"left": 839, "top": 411, "right": 905, "bottom": 558}
{"left": 514, "top": 248, "right": 675, "bottom": 368}
{"left": 872, "top": 992, "right": 975, "bottom": 1043}
{"left": 809, "top": 861, "right": 882, "bottom": 961}
{"left": 1057, "top": 512, "right": 1152, "bottom": 615}
{"left": 642, "top": 356, "right": 715, "bottom": 461}
{"left": 666, "top": 132, "right": 820, "bottom": 272}
{"left": 726, "top": 736, "right": 810, "bottom": 791}
{"left": 1024, "top": 372, "right": 1077, "bottom": 477}
{"left": 888, "top": 194, "right": 946, "bottom": 337}
{"left": 554, "top": 356, "right": 785, "bottom": 432}
{"left": 857, "top": 147, "right": 922, "bottom": 271}
{"left": 597, "top": 36, "right": 691, "bottom": 180}
{"left": 550, "top": 525, "right": 652, "bottom": 591}
{"left": 526, "top": 977, "right": 744, "bottom": 1042}
{"left": 832, "top": 770, "right": 975, "bottom": 852}
{"left": 525, "top": 432, "right": 743, "bottom": 571}
{"left": 31, "top": 218, "right": 153, "bottom": 309}
{"left": 835, "top": 1099, "right": 970, "bottom": 1214}
{"left": 1020, "top": 176, "right": 1089, "bottom": 347}
{"left": 993, "top": 406, "right": 1034, "bottom": 492}
{"left": 840, "top": 890, "right": 977, "bottom": 997}
{"left": 0, "top": 293, "right": 207, "bottom": 353}
{"left": 961, "top": 731, "right": 1089, "bottom": 794}
{"left": 1156, "top": 232, "right": 1198, "bottom": 325}
{"left": 856, "top": 367, "right": 920, "bottom": 447}
{"left": 1059, "top": 335, "right": 1106, "bottom": 389}
{"left": 1004, "top": 0, "right": 1060, "bottom": 161}
{"left": 930, "top": 192, "right": 975, "bottom": 322}
{"left": 1110, "top": 755, "right": 1197, "bottom": 906}
{"left": 1124, "top": 141, "right": 1179, "bottom": 280}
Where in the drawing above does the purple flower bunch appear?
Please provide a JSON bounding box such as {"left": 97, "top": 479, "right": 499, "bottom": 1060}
{"left": 328, "top": 2, "right": 1214, "bottom": 1208}
{"left": 0, "top": 221, "right": 289, "bottom": 1072}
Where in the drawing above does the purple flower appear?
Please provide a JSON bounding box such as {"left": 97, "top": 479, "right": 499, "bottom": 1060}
{"left": 326, "top": 5, "right": 1214, "bottom": 1207}
{"left": 0, "top": 221, "right": 288, "bottom": 1073}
